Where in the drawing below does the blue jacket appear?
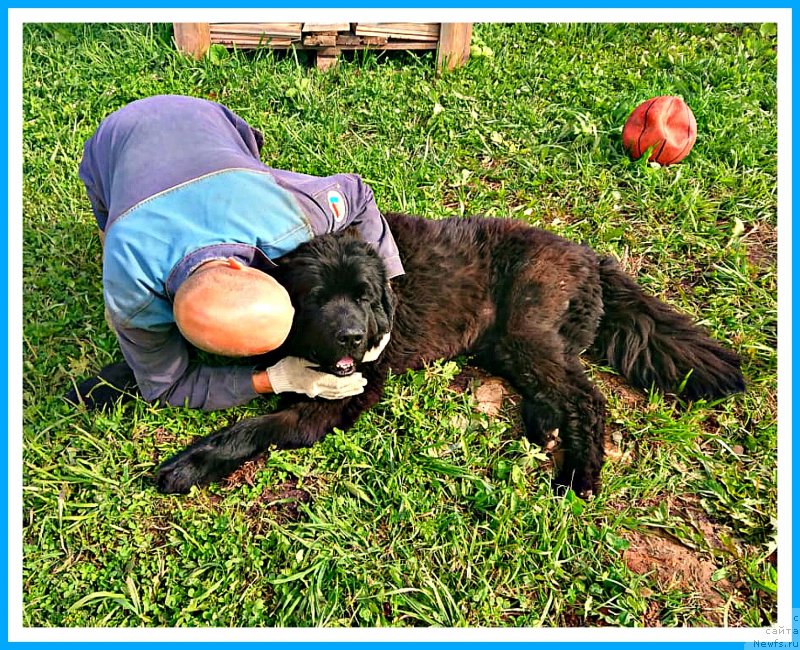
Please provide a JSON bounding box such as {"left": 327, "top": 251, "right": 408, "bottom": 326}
{"left": 80, "top": 95, "right": 404, "bottom": 410}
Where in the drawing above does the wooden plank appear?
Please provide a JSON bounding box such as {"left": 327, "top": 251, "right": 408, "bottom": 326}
{"left": 315, "top": 41, "right": 437, "bottom": 52}
{"left": 335, "top": 34, "right": 362, "bottom": 46}
{"left": 173, "top": 23, "right": 211, "bottom": 59}
{"left": 355, "top": 22, "right": 440, "bottom": 39}
{"left": 210, "top": 41, "right": 437, "bottom": 51}
{"left": 210, "top": 22, "right": 302, "bottom": 38}
{"left": 211, "top": 36, "right": 294, "bottom": 47}
{"left": 211, "top": 32, "right": 295, "bottom": 42}
{"left": 437, "top": 23, "right": 472, "bottom": 72}
{"left": 356, "top": 22, "right": 440, "bottom": 35}
{"left": 303, "top": 33, "right": 337, "bottom": 47}
{"left": 302, "top": 23, "right": 349, "bottom": 32}
{"left": 360, "top": 35, "right": 388, "bottom": 45}
{"left": 355, "top": 31, "right": 438, "bottom": 42}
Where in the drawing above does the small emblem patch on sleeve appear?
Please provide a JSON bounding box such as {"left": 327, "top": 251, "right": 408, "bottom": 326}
{"left": 326, "top": 190, "right": 347, "bottom": 222}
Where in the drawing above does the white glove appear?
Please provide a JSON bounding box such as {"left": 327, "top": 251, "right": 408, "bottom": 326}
{"left": 267, "top": 356, "right": 367, "bottom": 399}
{"left": 362, "top": 333, "right": 391, "bottom": 363}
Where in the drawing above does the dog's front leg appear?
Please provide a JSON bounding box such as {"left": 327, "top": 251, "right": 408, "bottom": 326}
{"left": 156, "top": 372, "right": 387, "bottom": 494}
{"left": 155, "top": 407, "right": 306, "bottom": 494}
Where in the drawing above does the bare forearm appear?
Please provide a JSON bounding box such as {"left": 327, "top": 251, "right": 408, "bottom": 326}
{"left": 251, "top": 368, "right": 274, "bottom": 394}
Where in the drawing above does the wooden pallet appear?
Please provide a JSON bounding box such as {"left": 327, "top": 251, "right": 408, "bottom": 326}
{"left": 174, "top": 22, "right": 472, "bottom": 71}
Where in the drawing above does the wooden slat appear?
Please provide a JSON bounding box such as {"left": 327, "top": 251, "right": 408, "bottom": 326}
{"left": 211, "top": 36, "right": 294, "bottom": 47}
{"left": 211, "top": 33, "right": 298, "bottom": 44}
{"left": 302, "top": 23, "right": 350, "bottom": 32}
{"left": 335, "top": 34, "right": 362, "bottom": 46}
{"left": 210, "top": 22, "right": 302, "bottom": 38}
{"left": 315, "top": 41, "right": 437, "bottom": 52}
{"left": 316, "top": 52, "right": 339, "bottom": 70}
{"left": 356, "top": 22, "right": 440, "bottom": 35}
{"left": 357, "top": 31, "right": 438, "bottom": 42}
{"left": 355, "top": 22, "right": 440, "bottom": 40}
{"left": 303, "top": 33, "right": 337, "bottom": 47}
{"left": 361, "top": 36, "right": 389, "bottom": 45}
{"left": 211, "top": 41, "right": 438, "bottom": 51}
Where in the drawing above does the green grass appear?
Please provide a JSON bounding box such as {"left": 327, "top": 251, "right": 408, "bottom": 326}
{"left": 22, "top": 22, "right": 777, "bottom": 627}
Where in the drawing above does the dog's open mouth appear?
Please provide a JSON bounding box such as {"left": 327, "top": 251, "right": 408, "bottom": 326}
{"left": 332, "top": 356, "right": 356, "bottom": 376}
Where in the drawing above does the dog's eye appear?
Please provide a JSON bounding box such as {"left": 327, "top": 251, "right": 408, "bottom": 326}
{"left": 355, "top": 283, "right": 372, "bottom": 304}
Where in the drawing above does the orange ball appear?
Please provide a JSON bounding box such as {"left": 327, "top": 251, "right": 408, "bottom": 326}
{"left": 622, "top": 96, "right": 697, "bottom": 165}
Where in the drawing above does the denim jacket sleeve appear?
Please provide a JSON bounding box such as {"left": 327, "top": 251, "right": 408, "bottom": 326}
{"left": 113, "top": 323, "right": 259, "bottom": 411}
{"left": 269, "top": 169, "right": 405, "bottom": 278}
{"left": 333, "top": 174, "right": 405, "bottom": 278}
{"left": 78, "top": 141, "right": 110, "bottom": 231}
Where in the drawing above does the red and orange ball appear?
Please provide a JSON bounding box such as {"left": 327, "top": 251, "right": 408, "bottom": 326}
{"left": 622, "top": 96, "right": 697, "bottom": 165}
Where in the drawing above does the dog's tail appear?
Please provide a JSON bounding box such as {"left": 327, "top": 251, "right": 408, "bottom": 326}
{"left": 589, "top": 256, "right": 745, "bottom": 400}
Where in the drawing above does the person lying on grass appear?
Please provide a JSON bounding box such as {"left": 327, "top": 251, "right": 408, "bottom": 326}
{"left": 79, "top": 94, "right": 401, "bottom": 410}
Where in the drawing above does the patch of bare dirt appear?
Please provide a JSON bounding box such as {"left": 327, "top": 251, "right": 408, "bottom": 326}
{"left": 245, "top": 479, "right": 312, "bottom": 526}
{"left": 141, "top": 501, "right": 179, "bottom": 549}
{"left": 623, "top": 528, "right": 732, "bottom": 623}
{"left": 223, "top": 455, "right": 270, "bottom": 489}
{"left": 449, "top": 365, "right": 502, "bottom": 394}
{"left": 449, "top": 366, "right": 521, "bottom": 415}
{"left": 234, "top": 480, "right": 311, "bottom": 535}
{"left": 473, "top": 378, "right": 511, "bottom": 418}
{"left": 593, "top": 370, "right": 647, "bottom": 408}
{"left": 221, "top": 456, "right": 314, "bottom": 525}
{"left": 743, "top": 221, "right": 777, "bottom": 270}
{"left": 152, "top": 427, "right": 176, "bottom": 447}
{"left": 450, "top": 366, "right": 634, "bottom": 465}
{"left": 603, "top": 491, "right": 759, "bottom": 626}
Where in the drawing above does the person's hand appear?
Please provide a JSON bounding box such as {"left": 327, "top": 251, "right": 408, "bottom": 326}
{"left": 267, "top": 356, "right": 367, "bottom": 399}
{"left": 362, "top": 333, "right": 391, "bottom": 363}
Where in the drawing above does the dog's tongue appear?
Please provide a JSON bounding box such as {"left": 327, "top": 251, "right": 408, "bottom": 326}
{"left": 336, "top": 357, "right": 355, "bottom": 372}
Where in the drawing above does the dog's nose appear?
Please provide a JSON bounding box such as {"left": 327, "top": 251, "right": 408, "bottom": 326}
{"left": 337, "top": 328, "right": 365, "bottom": 348}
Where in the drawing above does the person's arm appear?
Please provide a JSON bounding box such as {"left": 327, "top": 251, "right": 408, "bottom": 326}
{"left": 332, "top": 174, "right": 405, "bottom": 279}
{"left": 114, "top": 323, "right": 368, "bottom": 411}
{"left": 79, "top": 139, "right": 110, "bottom": 231}
{"left": 266, "top": 167, "right": 404, "bottom": 278}
{"left": 114, "top": 324, "right": 261, "bottom": 411}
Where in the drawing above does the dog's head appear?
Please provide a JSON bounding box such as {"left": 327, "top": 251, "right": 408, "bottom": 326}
{"left": 272, "top": 230, "right": 396, "bottom": 376}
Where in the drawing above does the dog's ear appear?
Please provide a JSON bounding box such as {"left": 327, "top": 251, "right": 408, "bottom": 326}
{"left": 381, "top": 281, "right": 397, "bottom": 328}
{"left": 368, "top": 279, "right": 396, "bottom": 345}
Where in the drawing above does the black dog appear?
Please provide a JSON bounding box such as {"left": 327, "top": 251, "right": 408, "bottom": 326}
{"left": 68, "top": 212, "right": 745, "bottom": 496}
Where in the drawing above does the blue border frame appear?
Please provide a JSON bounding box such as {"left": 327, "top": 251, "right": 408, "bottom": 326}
{"left": 1, "top": 1, "right": 797, "bottom": 7}
{"left": 7, "top": 3, "right": 793, "bottom": 645}
{"left": 3, "top": 6, "right": 9, "bottom": 648}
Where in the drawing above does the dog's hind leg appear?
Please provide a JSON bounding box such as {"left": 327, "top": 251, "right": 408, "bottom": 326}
{"left": 155, "top": 372, "right": 387, "bottom": 494}
{"left": 480, "top": 333, "right": 606, "bottom": 497}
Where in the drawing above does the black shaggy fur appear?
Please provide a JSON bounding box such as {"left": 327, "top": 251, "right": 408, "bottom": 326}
{"left": 67, "top": 213, "right": 745, "bottom": 496}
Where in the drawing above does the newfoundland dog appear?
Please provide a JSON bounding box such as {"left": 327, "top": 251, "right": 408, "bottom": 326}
{"left": 68, "top": 212, "right": 745, "bottom": 497}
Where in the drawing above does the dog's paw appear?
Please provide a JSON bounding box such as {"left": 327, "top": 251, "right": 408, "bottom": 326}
{"left": 521, "top": 401, "right": 562, "bottom": 447}
{"left": 155, "top": 447, "right": 212, "bottom": 494}
{"left": 553, "top": 468, "right": 600, "bottom": 500}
